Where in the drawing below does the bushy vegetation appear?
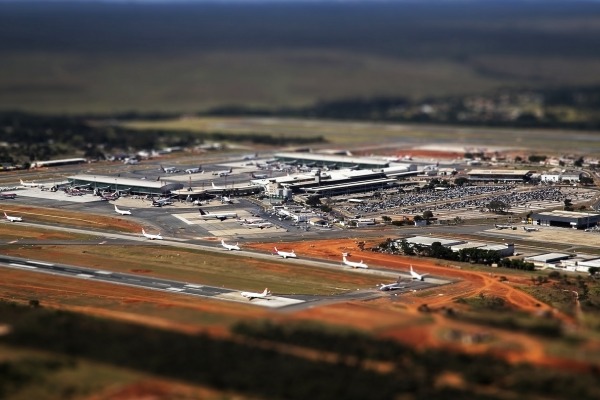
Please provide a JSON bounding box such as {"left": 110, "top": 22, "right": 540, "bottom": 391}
{"left": 2, "top": 301, "right": 600, "bottom": 399}
{"left": 385, "top": 239, "right": 535, "bottom": 270}
{"left": 0, "top": 112, "right": 324, "bottom": 165}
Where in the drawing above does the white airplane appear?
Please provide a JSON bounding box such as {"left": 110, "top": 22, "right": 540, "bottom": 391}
{"left": 495, "top": 224, "right": 515, "bottom": 230}
{"left": 221, "top": 195, "right": 233, "bottom": 204}
{"left": 142, "top": 228, "right": 163, "bottom": 240}
{"left": 114, "top": 205, "right": 131, "bottom": 215}
{"left": 185, "top": 166, "right": 203, "bottom": 174}
{"left": 240, "top": 288, "right": 271, "bottom": 301}
{"left": 212, "top": 168, "right": 232, "bottom": 177}
{"left": 242, "top": 221, "right": 273, "bottom": 229}
{"left": 342, "top": 255, "right": 368, "bottom": 269}
{"left": 221, "top": 239, "right": 240, "bottom": 251}
{"left": 274, "top": 247, "right": 296, "bottom": 259}
{"left": 240, "top": 217, "right": 265, "bottom": 224}
{"left": 19, "top": 179, "right": 40, "bottom": 188}
{"left": 523, "top": 226, "right": 539, "bottom": 232}
{"left": 251, "top": 172, "right": 268, "bottom": 179}
{"left": 151, "top": 197, "right": 173, "bottom": 207}
{"left": 379, "top": 277, "right": 405, "bottom": 292}
{"left": 160, "top": 165, "right": 180, "bottom": 174}
{"left": 410, "top": 265, "right": 428, "bottom": 281}
{"left": 198, "top": 208, "right": 238, "bottom": 221}
{"left": 4, "top": 212, "right": 22, "bottom": 222}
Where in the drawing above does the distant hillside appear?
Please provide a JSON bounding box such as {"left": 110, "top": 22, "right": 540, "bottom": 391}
{"left": 1, "top": 1, "right": 599, "bottom": 113}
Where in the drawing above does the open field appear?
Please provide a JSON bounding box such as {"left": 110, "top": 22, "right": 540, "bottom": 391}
{"left": 3, "top": 201, "right": 600, "bottom": 399}
{"left": 122, "top": 116, "right": 600, "bottom": 154}
{"left": 1, "top": 2, "right": 600, "bottom": 113}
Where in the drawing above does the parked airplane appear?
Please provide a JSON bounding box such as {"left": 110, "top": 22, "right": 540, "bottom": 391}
{"left": 274, "top": 247, "right": 296, "bottom": 259}
{"left": 185, "top": 166, "right": 203, "bottom": 174}
{"left": 198, "top": 208, "right": 238, "bottom": 221}
{"left": 251, "top": 172, "right": 269, "bottom": 179}
{"left": 342, "top": 255, "right": 368, "bottom": 269}
{"left": 379, "top": 277, "right": 405, "bottom": 291}
{"left": 152, "top": 197, "right": 173, "bottom": 207}
{"left": 114, "top": 205, "right": 132, "bottom": 215}
{"left": 221, "top": 195, "right": 233, "bottom": 204}
{"left": 160, "top": 165, "right": 180, "bottom": 174}
{"left": 523, "top": 226, "right": 539, "bottom": 232}
{"left": 141, "top": 229, "right": 163, "bottom": 240}
{"left": 0, "top": 193, "right": 17, "bottom": 199}
{"left": 242, "top": 221, "right": 273, "bottom": 229}
{"left": 212, "top": 168, "right": 233, "bottom": 177}
{"left": 495, "top": 224, "right": 516, "bottom": 230}
{"left": 20, "top": 179, "right": 40, "bottom": 188}
{"left": 240, "top": 217, "right": 265, "bottom": 224}
{"left": 221, "top": 240, "right": 240, "bottom": 251}
{"left": 4, "top": 212, "right": 22, "bottom": 222}
{"left": 99, "top": 192, "right": 119, "bottom": 201}
{"left": 410, "top": 265, "right": 428, "bottom": 281}
{"left": 240, "top": 288, "right": 271, "bottom": 301}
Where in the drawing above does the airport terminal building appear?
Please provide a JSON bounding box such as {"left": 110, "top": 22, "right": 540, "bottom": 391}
{"left": 68, "top": 174, "right": 183, "bottom": 196}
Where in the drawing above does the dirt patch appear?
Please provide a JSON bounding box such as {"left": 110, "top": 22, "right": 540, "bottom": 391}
{"left": 247, "top": 238, "right": 574, "bottom": 324}
{"left": 0, "top": 204, "right": 142, "bottom": 233}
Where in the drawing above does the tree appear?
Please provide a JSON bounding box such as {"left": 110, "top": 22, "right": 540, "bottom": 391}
{"left": 305, "top": 196, "right": 321, "bottom": 207}
{"left": 422, "top": 210, "right": 434, "bottom": 220}
{"left": 454, "top": 176, "right": 469, "bottom": 186}
{"left": 564, "top": 199, "right": 573, "bottom": 211}
{"left": 528, "top": 155, "right": 547, "bottom": 163}
{"left": 320, "top": 204, "right": 332, "bottom": 213}
{"left": 399, "top": 239, "right": 414, "bottom": 256}
{"left": 487, "top": 200, "right": 509, "bottom": 213}
{"left": 381, "top": 215, "right": 392, "bottom": 223}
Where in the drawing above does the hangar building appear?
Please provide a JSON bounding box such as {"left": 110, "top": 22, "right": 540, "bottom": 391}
{"left": 529, "top": 210, "right": 600, "bottom": 229}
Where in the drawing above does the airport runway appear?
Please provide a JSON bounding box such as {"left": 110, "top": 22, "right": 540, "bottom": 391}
{"left": 0, "top": 254, "right": 304, "bottom": 309}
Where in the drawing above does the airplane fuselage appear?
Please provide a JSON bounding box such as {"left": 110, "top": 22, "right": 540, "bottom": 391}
{"left": 342, "top": 256, "right": 368, "bottom": 269}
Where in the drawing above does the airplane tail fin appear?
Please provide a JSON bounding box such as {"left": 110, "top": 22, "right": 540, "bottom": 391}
{"left": 3, "top": 212, "right": 7, "bottom": 218}
{"left": 262, "top": 288, "right": 269, "bottom": 296}
{"left": 198, "top": 208, "right": 206, "bottom": 215}
{"left": 410, "top": 265, "right": 414, "bottom": 272}
{"left": 142, "top": 229, "right": 146, "bottom": 235}
{"left": 273, "top": 247, "right": 278, "bottom": 253}
{"left": 19, "top": 179, "right": 24, "bottom": 185}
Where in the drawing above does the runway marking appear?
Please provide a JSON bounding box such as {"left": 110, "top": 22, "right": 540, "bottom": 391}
{"left": 27, "top": 260, "right": 54, "bottom": 266}
{"left": 9, "top": 263, "right": 37, "bottom": 269}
